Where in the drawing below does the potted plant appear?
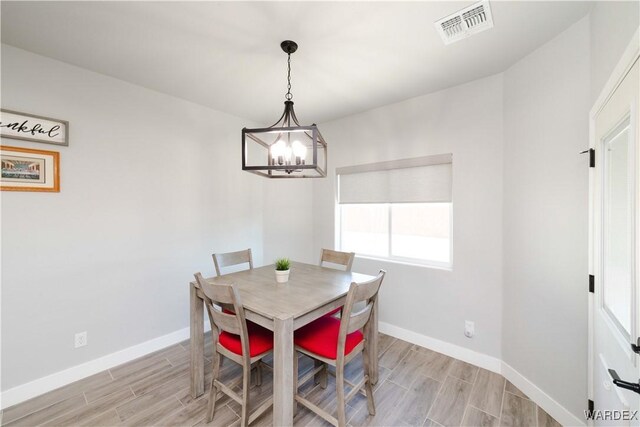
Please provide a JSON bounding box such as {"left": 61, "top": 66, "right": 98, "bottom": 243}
{"left": 275, "top": 258, "right": 291, "bottom": 283}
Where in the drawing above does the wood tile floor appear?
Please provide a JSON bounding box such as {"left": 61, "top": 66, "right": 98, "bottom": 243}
{"left": 1, "top": 333, "right": 562, "bottom": 426}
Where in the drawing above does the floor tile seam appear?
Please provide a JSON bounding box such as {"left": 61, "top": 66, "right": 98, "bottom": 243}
{"left": 423, "top": 369, "right": 449, "bottom": 423}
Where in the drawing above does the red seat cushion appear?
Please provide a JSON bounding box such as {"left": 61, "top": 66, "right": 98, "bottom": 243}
{"left": 294, "top": 315, "right": 363, "bottom": 360}
{"left": 219, "top": 324, "right": 273, "bottom": 357}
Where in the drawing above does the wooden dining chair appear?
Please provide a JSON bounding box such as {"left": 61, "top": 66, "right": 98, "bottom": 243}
{"left": 315, "top": 249, "right": 357, "bottom": 389}
{"left": 212, "top": 248, "right": 253, "bottom": 277}
{"left": 194, "top": 273, "right": 273, "bottom": 426}
{"left": 319, "top": 248, "right": 355, "bottom": 271}
{"left": 320, "top": 249, "right": 356, "bottom": 318}
{"left": 293, "top": 270, "right": 386, "bottom": 427}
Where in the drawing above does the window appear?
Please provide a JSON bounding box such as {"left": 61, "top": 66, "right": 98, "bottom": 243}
{"left": 337, "top": 154, "right": 452, "bottom": 268}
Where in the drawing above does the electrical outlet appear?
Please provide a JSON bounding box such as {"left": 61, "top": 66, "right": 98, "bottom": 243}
{"left": 75, "top": 331, "right": 87, "bottom": 348}
{"left": 464, "top": 321, "right": 474, "bottom": 338}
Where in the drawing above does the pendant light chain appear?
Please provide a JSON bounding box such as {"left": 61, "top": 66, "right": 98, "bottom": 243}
{"left": 285, "top": 53, "right": 293, "bottom": 101}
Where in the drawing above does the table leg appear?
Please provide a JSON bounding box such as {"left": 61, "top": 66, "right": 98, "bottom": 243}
{"left": 190, "top": 283, "right": 205, "bottom": 398}
{"left": 369, "top": 298, "right": 379, "bottom": 384}
{"left": 273, "top": 317, "right": 294, "bottom": 427}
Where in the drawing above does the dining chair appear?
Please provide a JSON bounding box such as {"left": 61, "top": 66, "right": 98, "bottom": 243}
{"left": 194, "top": 272, "right": 273, "bottom": 426}
{"left": 211, "top": 248, "right": 267, "bottom": 384}
{"left": 293, "top": 270, "right": 386, "bottom": 427}
{"left": 319, "top": 248, "right": 355, "bottom": 271}
{"left": 320, "top": 249, "right": 355, "bottom": 317}
{"left": 315, "top": 249, "right": 358, "bottom": 387}
{"left": 212, "top": 248, "right": 253, "bottom": 277}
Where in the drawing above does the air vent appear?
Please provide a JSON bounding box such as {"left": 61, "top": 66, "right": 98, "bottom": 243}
{"left": 435, "top": 0, "right": 494, "bottom": 45}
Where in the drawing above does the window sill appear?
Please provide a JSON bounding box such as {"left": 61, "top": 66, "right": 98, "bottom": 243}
{"left": 354, "top": 254, "right": 453, "bottom": 272}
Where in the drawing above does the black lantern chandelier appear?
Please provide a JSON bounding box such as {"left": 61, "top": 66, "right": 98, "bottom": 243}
{"left": 242, "top": 41, "right": 327, "bottom": 178}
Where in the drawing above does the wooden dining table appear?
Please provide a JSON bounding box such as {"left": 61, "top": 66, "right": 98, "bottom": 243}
{"left": 189, "top": 261, "right": 378, "bottom": 426}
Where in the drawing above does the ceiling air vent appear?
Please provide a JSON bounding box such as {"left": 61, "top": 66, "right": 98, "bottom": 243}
{"left": 435, "top": 0, "right": 494, "bottom": 45}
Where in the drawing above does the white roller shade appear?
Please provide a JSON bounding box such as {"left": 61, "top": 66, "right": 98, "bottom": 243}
{"left": 337, "top": 154, "right": 452, "bottom": 204}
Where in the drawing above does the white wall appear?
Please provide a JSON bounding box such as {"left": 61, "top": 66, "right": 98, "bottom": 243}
{"left": 590, "top": 1, "right": 640, "bottom": 102}
{"left": 315, "top": 73, "right": 505, "bottom": 358}
{"left": 502, "top": 17, "right": 591, "bottom": 419}
{"left": 262, "top": 179, "right": 316, "bottom": 265}
{"left": 0, "top": 45, "right": 265, "bottom": 391}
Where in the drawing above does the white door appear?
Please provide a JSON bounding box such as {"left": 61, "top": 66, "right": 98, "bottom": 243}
{"left": 591, "top": 46, "right": 640, "bottom": 426}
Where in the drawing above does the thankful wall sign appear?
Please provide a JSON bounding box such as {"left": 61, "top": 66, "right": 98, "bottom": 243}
{"left": 0, "top": 109, "right": 69, "bottom": 146}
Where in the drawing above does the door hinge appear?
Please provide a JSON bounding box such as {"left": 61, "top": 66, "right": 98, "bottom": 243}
{"left": 588, "top": 399, "right": 594, "bottom": 412}
{"left": 580, "top": 148, "right": 595, "bottom": 167}
{"left": 586, "top": 399, "right": 595, "bottom": 420}
{"left": 589, "top": 275, "right": 594, "bottom": 293}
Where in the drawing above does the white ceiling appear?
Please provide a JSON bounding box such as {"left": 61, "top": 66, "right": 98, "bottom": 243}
{"left": 1, "top": 1, "right": 592, "bottom": 124}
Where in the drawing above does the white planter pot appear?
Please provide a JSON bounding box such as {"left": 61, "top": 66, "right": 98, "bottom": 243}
{"left": 275, "top": 269, "right": 290, "bottom": 283}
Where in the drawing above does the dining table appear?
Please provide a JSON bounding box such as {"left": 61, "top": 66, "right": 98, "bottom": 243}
{"left": 189, "top": 261, "right": 379, "bottom": 426}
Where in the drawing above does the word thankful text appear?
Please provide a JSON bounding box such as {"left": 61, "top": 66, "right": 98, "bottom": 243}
{"left": 0, "top": 120, "right": 61, "bottom": 138}
{"left": 0, "top": 110, "right": 68, "bottom": 146}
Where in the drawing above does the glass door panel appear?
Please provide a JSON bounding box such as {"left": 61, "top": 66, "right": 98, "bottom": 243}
{"left": 603, "top": 116, "right": 633, "bottom": 338}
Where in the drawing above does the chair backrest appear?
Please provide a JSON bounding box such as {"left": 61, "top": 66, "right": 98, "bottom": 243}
{"left": 319, "top": 248, "right": 355, "bottom": 271}
{"left": 212, "top": 248, "right": 253, "bottom": 277}
{"left": 337, "top": 270, "right": 386, "bottom": 359}
{"left": 193, "top": 272, "right": 250, "bottom": 359}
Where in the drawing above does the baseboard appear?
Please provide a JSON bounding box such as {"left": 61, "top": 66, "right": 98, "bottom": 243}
{"left": 379, "top": 321, "right": 585, "bottom": 427}
{"left": 2, "top": 320, "right": 586, "bottom": 426}
{"left": 501, "top": 362, "right": 585, "bottom": 427}
{"left": 0, "top": 323, "right": 211, "bottom": 410}
{"left": 378, "top": 321, "right": 503, "bottom": 373}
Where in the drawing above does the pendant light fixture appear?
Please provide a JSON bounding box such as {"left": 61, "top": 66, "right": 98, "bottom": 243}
{"left": 242, "top": 41, "right": 327, "bottom": 178}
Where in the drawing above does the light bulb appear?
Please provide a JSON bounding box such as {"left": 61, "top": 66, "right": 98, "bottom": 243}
{"left": 271, "top": 140, "right": 286, "bottom": 164}
{"left": 292, "top": 140, "right": 307, "bottom": 159}
{"left": 284, "top": 145, "right": 293, "bottom": 164}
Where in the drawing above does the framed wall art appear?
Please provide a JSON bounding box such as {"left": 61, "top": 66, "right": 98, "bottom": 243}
{"left": 1, "top": 145, "right": 60, "bottom": 192}
{"left": 0, "top": 109, "right": 69, "bottom": 146}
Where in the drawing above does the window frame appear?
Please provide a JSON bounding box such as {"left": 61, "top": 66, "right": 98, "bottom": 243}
{"left": 337, "top": 202, "right": 453, "bottom": 270}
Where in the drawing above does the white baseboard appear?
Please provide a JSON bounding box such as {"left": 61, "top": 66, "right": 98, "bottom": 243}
{"left": 2, "top": 320, "right": 586, "bottom": 427}
{"left": 379, "top": 321, "right": 585, "bottom": 427}
{"left": 0, "top": 323, "right": 211, "bottom": 410}
{"left": 501, "top": 362, "right": 585, "bottom": 427}
{"left": 379, "top": 321, "right": 502, "bottom": 373}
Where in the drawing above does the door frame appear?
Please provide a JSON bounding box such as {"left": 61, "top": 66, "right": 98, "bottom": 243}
{"left": 588, "top": 28, "right": 640, "bottom": 425}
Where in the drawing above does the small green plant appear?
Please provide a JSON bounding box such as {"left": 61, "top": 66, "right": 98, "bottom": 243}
{"left": 275, "top": 258, "right": 291, "bottom": 271}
